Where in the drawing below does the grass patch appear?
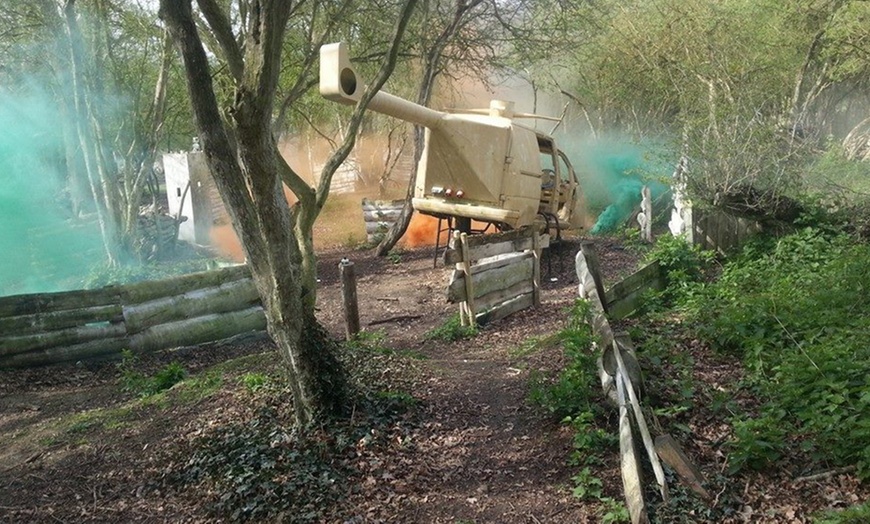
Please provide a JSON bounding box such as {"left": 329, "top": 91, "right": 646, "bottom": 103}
{"left": 813, "top": 501, "right": 870, "bottom": 524}
{"left": 424, "top": 314, "right": 478, "bottom": 342}
{"left": 118, "top": 350, "right": 187, "bottom": 397}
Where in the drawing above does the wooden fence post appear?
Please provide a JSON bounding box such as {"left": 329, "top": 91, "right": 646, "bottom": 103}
{"left": 532, "top": 231, "right": 542, "bottom": 307}
{"left": 641, "top": 185, "right": 652, "bottom": 243}
{"left": 458, "top": 232, "right": 476, "bottom": 328}
{"left": 339, "top": 258, "right": 360, "bottom": 340}
{"left": 580, "top": 242, "right": 608, "bottom": 314}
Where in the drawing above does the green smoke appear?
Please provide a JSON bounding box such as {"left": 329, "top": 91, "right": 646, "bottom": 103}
{"left": 0, "top": 87, "right": 105, "bottom": 296}
{"left": 559, "top": 136, "right": 671, "bottom": 235}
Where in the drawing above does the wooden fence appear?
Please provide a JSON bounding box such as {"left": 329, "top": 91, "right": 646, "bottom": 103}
{"left": 444, "top": 227, "right": 547, "bottom": 327}
{"left": 576, "top": 246, "right": 711, "bottom": 523}
{"left": 0, "top": 265, "right": 265, "bottom": 368}
{"left": 603, "top": 261, "right": 665, "bottom": 320}
{"left": 690, "top": 208, "right": 760, "bottom": 254}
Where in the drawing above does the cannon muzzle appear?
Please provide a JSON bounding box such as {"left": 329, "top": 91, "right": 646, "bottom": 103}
{"left": 319, "top": 42, "right": 444, "bottom": 129}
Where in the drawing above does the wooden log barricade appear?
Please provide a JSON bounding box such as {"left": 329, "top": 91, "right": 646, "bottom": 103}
{"left": 576, "top": 245, "right": 713, "bottom": 523}
{"left": 444, "top": 227, "right": 547, "bottom": 327}
{"left": 0, "top": 265, "right": 266, "bottom": 368}
{"left": 361, "top": 198, "right": 405, "bottom": 243}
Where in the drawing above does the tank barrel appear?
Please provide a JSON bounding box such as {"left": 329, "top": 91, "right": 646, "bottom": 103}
{"left": 320, "top": 42, "right": 444, "bottom": 129}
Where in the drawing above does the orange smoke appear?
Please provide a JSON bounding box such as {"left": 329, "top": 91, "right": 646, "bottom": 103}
{"left": 398, "top": 215, "right": 492, "bottom": 248}
{"left": 399, "top": 214, "right": 444, "bottom": 248}
{"left": 208, "top": 185, "right": 298, "bottom": 262}
{"left": 210, "top": 224, "right": 245, "bottom": 262}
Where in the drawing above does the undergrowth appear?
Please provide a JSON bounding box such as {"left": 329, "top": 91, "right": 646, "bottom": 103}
{"left": 424, "top": 313, "right": 478, "bottom": 342}
{"left": 530, "top": 299, "right": 626, "bottom": 521}
{"left": 681, "top": 226, "right": 870, "bottom": 479}
{"left": 118, "top": 349, "right": 187, "bottom": 397}
{"left": 165, "top": 329, "right": 421, "bottom": 522}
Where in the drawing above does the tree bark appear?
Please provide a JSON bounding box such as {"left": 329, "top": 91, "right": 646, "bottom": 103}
{"left": 160, "top": 0, "right": 346, "bottom": 425}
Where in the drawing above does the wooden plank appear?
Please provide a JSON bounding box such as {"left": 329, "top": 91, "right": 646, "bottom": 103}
{"left": 615, "top": 341, "right": 669, "bottom": 502}
{"left": 0, "top": 304, "right": 123, "bottom": 336}
{"left": 363, "top": 209, "right": 402, "bottom": 222}
{"left": 576, "top": 249, "right": 620, "bottom": 407}
{"left": 129, "top": 306, "right": 266, "bottom": 354}
{"left": 581, "top": 243, "right": 607, "bottom": 313}
{"left": 0, "top": 336, "right": 130, "bottom": 369}
{"left": 605, "top": 263, "right": 665, "bottom": 320}
{"left": 0, "top": 323, "right": 127, "bottom": 358}
{"left": 121, "top": 265, "right": 250, "bottom": 304}
{"left": 123, "top": 278, "right": 260, "bottom": 334}
{"left": 655, "top": 434, "right": 711, "bottom": 502}
{"left": 447, "top": 254, "right": 534, "bottom": 303}
{"left": 464, "top": 226, "right": 534, "bottom": 248}
{"left": 444, "top": 232, "right": 548, "bottom": 264}
{"left": 0, "top": 286, "right": 121, "bottom": 317}
{"left": 361, "top": 198, "right": 404, "bottom": 211}
{"left": 444, "top": 227, "right": 532, "bottom": 264}
{"left": 475, "top": 280, "right": 534, "bottom": 312}
{"left": 475, "top": 292, "right": 534, "bottom": 325}
{"left": 459, "top": 232, "right": 477, "bottom": 327}
{"left": 365, "top": 222, "right": 391, "bottom": 234}
{"left": 604, "top": 261, "right": 662, "bottom": 305}
{"left": 618, "top": 369, "right": 649, "bottom": 524}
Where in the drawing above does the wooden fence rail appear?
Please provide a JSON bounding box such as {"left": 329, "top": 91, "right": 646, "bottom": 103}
{"left": 0, "top": 265, "right": 265, "bottom": 369}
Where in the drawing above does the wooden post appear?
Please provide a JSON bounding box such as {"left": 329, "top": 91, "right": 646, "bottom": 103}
{"left": 339, "top": 258, "right": 360, "bottom": 340}
{"left": 615, "top": 341, "right": 669, "bottom": 502}
{"left": 532, "top": 231, "right": 541, "bottom": 307}
{"left": 617, "top": 367, "right": 649, "bottom": 524}
{"left": 459, "top": 232, "right": 476, "bottom": 327}
{"left": 641, "top": 185, "right": 652, "bottom": 242}
{"left": 580, "top": 242, "right": 608, "bottom": 314}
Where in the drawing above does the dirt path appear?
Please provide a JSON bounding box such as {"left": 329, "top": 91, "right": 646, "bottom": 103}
{"left": 0, "top": 238, "right": 640, "bottom": 523}
{"left": 315, "top": 240, "right": 628, "bottom": 522}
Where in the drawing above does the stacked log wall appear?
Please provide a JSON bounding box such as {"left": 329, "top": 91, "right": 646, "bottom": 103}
{"left": 0, "top": 265, "right": 265, "bottom": 368}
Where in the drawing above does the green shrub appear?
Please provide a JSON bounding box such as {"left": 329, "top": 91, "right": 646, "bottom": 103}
{"left": 682, "top": 227, "right": 870, "bottom": 477}
{"left": 117, "top": 350, "right": 187, "bottom": 397}
{"left": 530, "top": 300, "right": 599, "bottom": 418}
{"left": 424, "top": 314, "right": 478, "bottom": 342}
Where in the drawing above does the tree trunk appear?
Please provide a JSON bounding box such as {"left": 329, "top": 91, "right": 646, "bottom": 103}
{"left": 64, "top": 0, "right": 119, "bottom": 265}
{"left": 375, "top": 94, "right": 426, "bottom": 256}
{"left": 159, "top": 0, "right": 347, "bottom": 426}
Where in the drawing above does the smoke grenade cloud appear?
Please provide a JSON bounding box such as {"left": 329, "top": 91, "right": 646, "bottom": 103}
{"left": 0, "top": 86, "right": 104, "bottom": 296}
{"left": 559, "top": 136, "right": 671, "bottom": 235}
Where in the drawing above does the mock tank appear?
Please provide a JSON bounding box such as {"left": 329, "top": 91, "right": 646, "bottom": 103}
{"left": 320, "top": 42, "right": 585, "bottom": 232}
